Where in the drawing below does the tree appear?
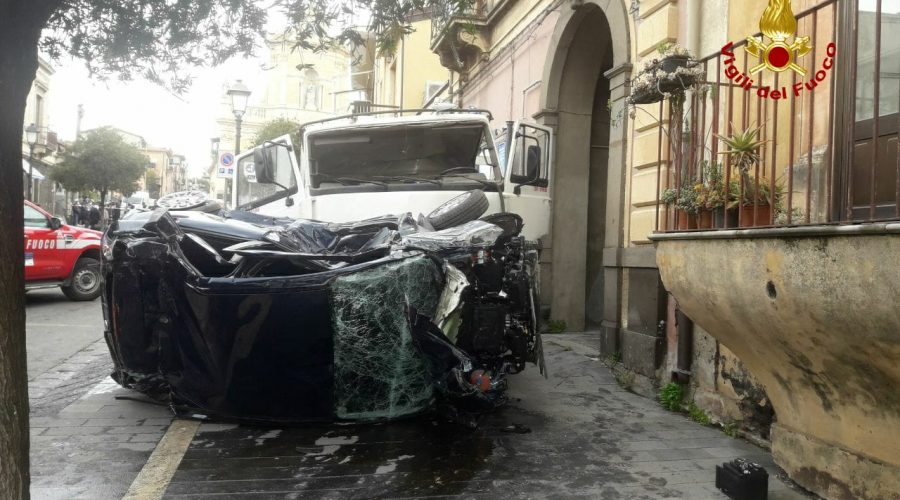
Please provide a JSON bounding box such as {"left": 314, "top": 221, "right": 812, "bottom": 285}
{"left": 0, "top": 1, "right": 474, "bottom": 497}
{"left": 52, "top": 128, "right": 147, "bottom": 208}
{"left": 253, "top": 117, "right": 301, "bottom": 148}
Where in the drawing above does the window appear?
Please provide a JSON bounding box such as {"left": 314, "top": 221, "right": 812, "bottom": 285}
{"left": 423, "top": 81, "right": 447, "bottom": 105}
{"left": 236, "top": 142, "right": 298, "bottom": 210}
{"left": 24, "top": 205, "right": 48, "bottom": 228}
{"left": 847, "top": 0, "right": 900, "bottom": 218}
{"left": 509, "top": 125, "right": 550, "bottom": 188}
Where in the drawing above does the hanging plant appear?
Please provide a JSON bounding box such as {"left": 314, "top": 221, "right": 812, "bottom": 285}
{"left": 628, "top": 43, "right": 703, "bottom": 105}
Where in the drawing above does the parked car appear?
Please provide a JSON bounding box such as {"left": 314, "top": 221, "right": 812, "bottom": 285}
{"left": 24, "top": 200, "right": 103, "bottom": 300}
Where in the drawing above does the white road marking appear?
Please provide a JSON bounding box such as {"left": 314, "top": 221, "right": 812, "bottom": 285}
{"left": 122, "top": 419, "right": 200, "bottom": 500}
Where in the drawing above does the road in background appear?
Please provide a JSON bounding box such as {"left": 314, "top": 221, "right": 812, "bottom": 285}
{"left": 25, "top": 289, "right": 104, "bottom": 379}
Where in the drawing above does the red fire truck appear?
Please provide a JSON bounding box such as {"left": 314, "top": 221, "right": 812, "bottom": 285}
{"left": 24, "top": 200, "right": 103, "bottom": 301}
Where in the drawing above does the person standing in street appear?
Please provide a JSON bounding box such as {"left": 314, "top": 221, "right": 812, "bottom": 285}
{"left": 70, "top": 201, "right": 80, "bottom": 226}
{"left": 88, "top": 202, "right": 101, "bottom": 230}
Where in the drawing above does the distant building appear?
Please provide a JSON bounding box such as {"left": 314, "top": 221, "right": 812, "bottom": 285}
{"left": 21, "top": 57, "right": 66, "bottom": 215}
{"left": 210, "top": 38, "right": 374, "bottom": 203}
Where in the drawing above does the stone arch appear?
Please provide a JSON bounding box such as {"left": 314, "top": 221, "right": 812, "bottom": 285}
{"left": 536, "top": 1, "right": 632, "bottom": 336}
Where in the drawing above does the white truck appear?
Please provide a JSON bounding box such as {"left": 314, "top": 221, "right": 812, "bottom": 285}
{"left": 232, "top": 109, "right": 554, "bottom": 242}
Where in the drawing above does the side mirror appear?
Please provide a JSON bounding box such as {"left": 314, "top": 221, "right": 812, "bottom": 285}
{"left": 513, "top": 145, "right": 542, "bottom": 196}
{"left": 49, "top": 217, "right": 61, "bottom": 230}
{"left": 253, "top": 147, "right": 276, "bottom": 184}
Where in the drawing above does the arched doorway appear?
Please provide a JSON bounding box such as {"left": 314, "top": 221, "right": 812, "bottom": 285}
{"left": 537, "top": 1, "right": 632, "bottom": 335}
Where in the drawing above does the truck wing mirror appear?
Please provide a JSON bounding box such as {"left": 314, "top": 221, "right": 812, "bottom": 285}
{"left": 514, "top": 145, "right": 542, "bottom": 195}
{"left": 253, "top": 147, "right": 276, "bottom": 184}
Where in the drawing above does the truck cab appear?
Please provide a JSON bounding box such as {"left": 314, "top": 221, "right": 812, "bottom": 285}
{"left": 233, "top": 109, "right": 553, "bottom": 242}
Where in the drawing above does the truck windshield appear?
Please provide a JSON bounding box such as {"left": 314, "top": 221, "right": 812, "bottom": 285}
{"left": 308, "top": 123, "right": 495, "bottom": 186}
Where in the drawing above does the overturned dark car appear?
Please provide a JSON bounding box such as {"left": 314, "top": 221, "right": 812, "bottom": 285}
{"left": 101, "top": 196, "right": 545, "bottom": 425}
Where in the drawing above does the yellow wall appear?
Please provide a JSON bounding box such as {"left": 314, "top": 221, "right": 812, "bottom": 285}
{"left": 374, "top": 18, "right": 451, "bottom": 108}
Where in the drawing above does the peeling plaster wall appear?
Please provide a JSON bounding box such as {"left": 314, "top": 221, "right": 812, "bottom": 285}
{"left": 656, "top": 231, "right": 900, "bottom": 499}
{"left": 687, "top": 326, "right": 774, "bottom": 439}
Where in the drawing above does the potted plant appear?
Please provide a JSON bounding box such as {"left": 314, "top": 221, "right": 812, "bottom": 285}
{"left": 629, "top": 43, "right": 703, "bottom": 105}
{"left": 660, "top": 186, "right": 698, "bottom": 230}
{"left": 740, "top": 178, "right": 784, "bottom": 227}
{"left": 695, "top": 161, "right": 739, "bottom": 228}
{"left": 693, "top": 183, "right": 714, "bottom": 229}
{"left": 674, "top": 185, "right": 699, "bottom": 230}
{"left": 717, "top": 124, "right": 771, "bottom": 227}
{"left": 655, "top": 42, "right": 703, "bottom": 94}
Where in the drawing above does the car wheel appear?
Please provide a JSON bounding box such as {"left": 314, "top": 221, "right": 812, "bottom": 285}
{"left": 156, "top": 190, "right": 209, "bottom": 210}
{"left": 427, "top": 190, "right": 490, "bottom": 230}
{"left": 61, "top": 257, "right": 102, "bottom": 301}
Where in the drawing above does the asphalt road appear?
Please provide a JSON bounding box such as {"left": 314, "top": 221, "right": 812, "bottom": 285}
{"left": 25, "top": 288, "right": 104, "bottom": 380}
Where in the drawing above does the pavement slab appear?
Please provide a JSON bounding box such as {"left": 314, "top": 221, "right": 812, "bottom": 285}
{"left": 26, "top": 319, "right": 812, "bottom": 499}
{"left": 156, "top": 334, "right": 812, "bottom": 500}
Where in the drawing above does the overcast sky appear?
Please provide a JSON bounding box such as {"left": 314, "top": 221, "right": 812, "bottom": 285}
{"left": 46, "top": 53, "right": 270, "bottom": 179}
{"left": 43, "top": 5, "right": 298, "bottom": 179}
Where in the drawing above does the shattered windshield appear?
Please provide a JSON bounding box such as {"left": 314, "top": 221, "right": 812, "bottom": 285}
{"left": 309, "top": 122, "right": 496, "bottom": 186}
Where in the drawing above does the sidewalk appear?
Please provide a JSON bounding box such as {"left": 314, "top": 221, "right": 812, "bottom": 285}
{"left": 30, "top": 341, "right": 175, "bottom": 500}
{"left": 30, "top": 335, "right": 812, "bottom": 499}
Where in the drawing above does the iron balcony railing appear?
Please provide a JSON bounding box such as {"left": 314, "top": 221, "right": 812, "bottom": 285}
{"left": 651, "top": 0, "right": 899, "bottom": 232}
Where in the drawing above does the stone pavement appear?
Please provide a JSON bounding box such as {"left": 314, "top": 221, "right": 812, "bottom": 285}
{"left": 29, "top": 340, "right": 175, "bottom": 500}
{"left": 30, "top": 334, "right": 813, "bottom": 499}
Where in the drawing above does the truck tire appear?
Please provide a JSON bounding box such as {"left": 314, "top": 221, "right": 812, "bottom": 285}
{"left": 61, "top": 257, "right": 102, "bottom": 301}
{"left": 427, "top": 190, "right": 490, "bottom": 230}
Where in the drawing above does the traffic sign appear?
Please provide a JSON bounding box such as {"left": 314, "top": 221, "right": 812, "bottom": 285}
{"left": 217, "top": 152, "right": 236, "bottom": 179}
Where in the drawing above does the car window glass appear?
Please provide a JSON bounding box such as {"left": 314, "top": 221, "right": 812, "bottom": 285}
{"left": 24, "top": 205, "right": 48, "bottom": 228}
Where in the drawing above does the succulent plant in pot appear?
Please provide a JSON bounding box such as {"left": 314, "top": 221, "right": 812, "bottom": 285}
{"left": 717, "top": 124, "right": 772, "bottom": 227}
{"left": 660, "top": 185, "right": 699, "bottom": 230}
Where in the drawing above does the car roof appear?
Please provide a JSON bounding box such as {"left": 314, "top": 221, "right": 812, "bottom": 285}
{"left": 24, "top": 199, "right": 51, "bottom": 217}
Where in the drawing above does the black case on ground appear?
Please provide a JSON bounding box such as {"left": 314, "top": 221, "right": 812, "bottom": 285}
{"left": 715, "top": 459, "right": 768, "bottom": 500}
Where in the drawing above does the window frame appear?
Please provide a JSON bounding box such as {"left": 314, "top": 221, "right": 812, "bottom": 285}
{"left": 834, "top": 0, "right": 900, "bottom": 221}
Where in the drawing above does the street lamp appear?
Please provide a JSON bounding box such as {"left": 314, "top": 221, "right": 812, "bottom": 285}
{"left": 226, "top": 82, "right": 250, "bottom": 207}
{"left": 227, "top": 81, "right": 251, "bottom": 155}
{"left": 25, "top": 123, "right": 38, "bottom": 201}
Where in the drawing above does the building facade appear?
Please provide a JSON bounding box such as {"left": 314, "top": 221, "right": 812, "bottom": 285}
{"left": 429, "top": 1, "right": 899, "bottom": 498}
{"left": 210, "top": 39, "right": 373, "bottom": 203}
{"left": 21, "top": 57, "right": 66, "bottom": 216}
{"left": 373, "top": 13, "right": 454, "bottom": 108}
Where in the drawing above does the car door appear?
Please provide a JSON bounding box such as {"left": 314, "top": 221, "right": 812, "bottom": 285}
{"left": 24, "top": 204, "right": 62, "bottom": 281}
{"left": 501, "top": 122, "right": 554, "bottom": 242}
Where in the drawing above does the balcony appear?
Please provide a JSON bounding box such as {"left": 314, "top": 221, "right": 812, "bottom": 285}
{"left": 646, "top": 1, "right": 900, "bottom": 498}
{"left": 430, "top": 0, "right": 496, "bottom": 73}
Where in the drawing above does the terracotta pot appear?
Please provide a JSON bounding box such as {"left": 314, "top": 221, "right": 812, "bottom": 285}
{"left": 675, "top": 209, "right": 698, "bottom": 230}
{"left": 697, "top": 210, "right": 714, "bottom": 230}
{"left": 739, "top": 204, "right": 772, "bottom": 228}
